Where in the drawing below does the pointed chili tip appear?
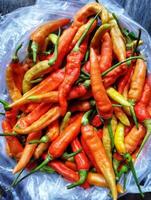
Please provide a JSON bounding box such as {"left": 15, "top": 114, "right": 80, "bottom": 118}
{"left": 82, "top": 110, "right": 93, "bottom": 126}
{"left": 31, "top": 41, "right": 38, "bottom": 63}
{"left": 67, "top": 170, "right": 88, "bottom": 189}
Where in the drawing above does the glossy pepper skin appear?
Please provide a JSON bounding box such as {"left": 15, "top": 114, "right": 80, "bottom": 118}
{"left": 128, "top": 59, "right": 147, "bottom": 102}
{"left": 13, "top": 106, "right": 61, "bottom": 134}
{"left": 135, "top": 80, "right": 151, "bottom": 121}
{"left": 48, "top": 114, "right": 82, "bottom": 158}
{"left": 67, "top": 137, "right": 90, "bottom": 188}
{"left": 81, "top": 124, "right": 117, "bottom": 200}
{"left": 34, "top": 120, "right": 59, "bottom": 159}
{"left": 13, "top": 131, "right": 42, "bottom": 173}
{"left": 125, "top": 124, "right": 146, "bottom": 154}
{"left": 2, "top": 120, "right": 23, "bottom": 160}
{"left": 90, "top": 48, "right": 113, "bottom": 119}
{"left": 59, "top": 38, "right": 88, "bottom": 116}
{"left": 30, "top": 18, "right": 70, "bottom": 49}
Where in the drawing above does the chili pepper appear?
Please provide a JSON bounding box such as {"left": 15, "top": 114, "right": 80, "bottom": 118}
{"left": 2, "top": 120, "right": 23, "bottom": 159}
{"left": 95, "top": 129, "right": 103, "bottom": 139}
{"left": 128, "top": 59, "right": 147, "bottom": 102}
{"left": 99, "top": 32, "right": 112, "bottom": 73}
{"left": 30, "top": 18, "right": 70, "bottom": 61}
{"left": 114, "top": 122, "right": 126, "bottom": 155}
{"left": 13, "top": 106, "right": 60, "bottom": 134}
{"left": 69, "top": 100, "right": 95, "bottom": 113}
{"left": 5, "top": 109, "right": 18, "bottom": 127}
{"left": 113, "top": 152, "right": 123, "bottom": 162}
{"left": 24, "top": 25, "right": 78, "bottom": 93}
{"left": 90, "top": 48, "right": 113, "bottom": 119}
{"left": 25, "top": 103, "right": 40, "bottom": 114}
{"left": 68, "top": 80, "right": 91, "bottom": 100}
{"left": 113, "top": 107, "right": 130, "bottom": 126}
{"left": 13, "top": 115, "right": 82, "bottom": 185}
{"left": 33, "top": 120, "right": 59, "bottom": 159}
{"left": 5, "top": 64, "right": 22, "bottom": 101}
{"left": 106, "top": 87, "right": 138, "bottom": 128}
{"left": 81, "top": 111, "right": 117, "bottom": 199}
{"left": 73, "top": 2, "right": 110, "bottom": 27}
{"left": 23, "top": 28, "right": 61, "bottom": 93}
{"left": 9, "top": 69, "right": 64, "bottom": 109}
{"left": 135, "top": 80, "right": 151, "bottom": 122}
{"left": 124, "top": 124, "right": 133, "bottom": 136}
{"left": 60, "top": 112, "right": 71, "bottom": 132}
{"left": 65, "top": 161, "right": 77, "bottom": 171}
{"left": 117, "top": 66, "right": 134, "bottom": 94}
{"left": 82, "top": 60, "right": 90, "bottom": 74}
{"left": 13, "top": 131, "right": 42, "bottom": 174}
{"left": 91, "top": 114, "right": 102, "bottom": 127}
{"left": 69, "top": 18, "right": 97, "bottom": 51}
{"left": 87, "top": 172, "right": 108, "bottom": 187}
{"left": 59, "top": 15, "right": 97, "bottom": 116}
{"left": 125, "top": 124, "right": 146, "bottom": 154}
{"left": 67, "top": 137, "right": 90, "bottom": 189}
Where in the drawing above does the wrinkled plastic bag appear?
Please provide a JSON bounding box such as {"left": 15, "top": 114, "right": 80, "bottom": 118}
{"left": 0, "top": 0, "right": 151, "bottom": 199}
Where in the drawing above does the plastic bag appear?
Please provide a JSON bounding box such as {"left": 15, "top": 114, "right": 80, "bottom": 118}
{"left": 0, "top": 0, "right": 151, "bottom": 199}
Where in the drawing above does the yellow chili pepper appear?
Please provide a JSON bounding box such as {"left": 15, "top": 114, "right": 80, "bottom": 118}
{"left": 114, "top": 107, "right": 130, "bottom": 126}
{"left": 114, "top": 122, "right": 126, "bottom": 155}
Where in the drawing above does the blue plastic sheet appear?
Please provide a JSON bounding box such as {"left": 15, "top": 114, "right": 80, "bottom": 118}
{"left": 0, "top": 0, "right": 151, "bottom": 199}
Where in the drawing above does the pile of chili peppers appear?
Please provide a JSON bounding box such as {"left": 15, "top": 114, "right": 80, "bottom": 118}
{"left": 0, "top": 2, "right": 151, "bottom": 200}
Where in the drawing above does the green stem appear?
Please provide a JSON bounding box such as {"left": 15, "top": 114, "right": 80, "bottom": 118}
{"left": 133, "top": 29, "right": 141, "bottom": 54}
{"left": 62, "top": 149, "right": 82, "bottom": 160}
{"left": 84, "top": 49, "right": 90, "bottom": 62}
{"left": 0, "top": 132, "right": 17, "bottom": 136}
{"left": 113, "top": 158, "right": 120, "bottom": 180}
{"left": 11, "top": 169, "right": 24, "bottom": 187}
{"left": 123, "top": 173, "right": 127, "bottom": 191}
{"left": 13, "top": 154, "right": 52, "bottom": 187}
{"left": 40, "top": 166, "right": 55, "bottom": 174}
{"left": 81, "top": 69, "right": 90, "bottom": 78}
{"left": 30, "top": 77, "right": 43, "bottom": 84}
{"left": 83, "top": 79, "right": 91, "bottom": 88}
{"left": 48, "top": 33, "right": 58, "bottom": 45}
{"left": 117, "top": 164, "right": 129, "bottom": 180}
{"left": 48, "top": 28, "right": 61, "bottom": 66}
{"left": 29, "top": 135, "right": 49, "bottom": 144}
{"left": 112, "top": 104, "right": 122, "bottom": 107}
{"left": 31, "top": 41, "right": 38, "bottom": 63}
{"left": 0, "top": 99, "right": 10, "bottom": 111}
{"left": 107, "top": 118, "right": 114, "bottom": 150}
{"left": 101, "top": 56, "right": 144, "bottom": 77}
{"left": 82, "top": 110, "right": 93, "bottom": 126}
{"left": 73, "top": 11, "right": 101, "bottom": 52}
{"left": 130, "top": 105, "right": 138, "bottom": 129}
{"left": 0, "top": 112, "right": 5, "bottom": 116}
{"left": 67, "top": 170, "right": 88, "bottom": 189}
{"left": 12, "top": 43, "right": 22, "bottom": 62}
{"left": 124, "top": 153, "right": 144, "bottom": 198}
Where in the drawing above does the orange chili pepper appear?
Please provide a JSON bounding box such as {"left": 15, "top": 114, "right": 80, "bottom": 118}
{"left": 65, "top": 161, "right": 77, "bottom": 171}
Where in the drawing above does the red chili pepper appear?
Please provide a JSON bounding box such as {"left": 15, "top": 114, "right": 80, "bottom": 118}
{"left": 82, "top": 60, "right": 90, "bottom": 73}
{"left": 14, "top": 103, "right": 52, "bottom": 129}
{"left": 67, "top": 137, "right": 90, "bottom": 188}
{"left": 13, "top": 131, "right": 42, "bottom": 173}
{"left": 65, "top": 161, "right": 77, "bottom": 171}
{"left": 90, "top": 47, "right": 113, "bottom": 119}
{"left": 59, "top": 38, "right": 88, "bottom": 116}
{"left": 91, "top": 114, "right": 102, "bottom": 127}
{"left": 96, "top": 129, "right": 103, "bottom": 139}
{"left": 124, "top": 123, "right": 133, "bottom": 136}
{"left": 47, "top": 160, "right": 89, "bottom": 189}
{"left": 135, "top": 80, "right": 151, "bottom": 122}
{"left": 99, "top": 32, "right": 112, "bottom": 73}
{"left": 113, "top": 152, "right": 123, "bottom": 162}
{"left": 2, "top": 120, "right": 23, "bottom": 160}
{"left": 117, "top": 66, "right": 134, "bottom": 94}
{"left": 5, "top": 109, "right": 18, "bottom": 127}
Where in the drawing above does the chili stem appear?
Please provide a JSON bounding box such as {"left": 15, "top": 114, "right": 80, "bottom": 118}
{"left": 133, "top": 29, "right": 141, "bottom": 55}
{"left": 31, "top": 41, "right": 38, "bottom": 63}
{"left": 12, "top": 43, "right": 22, "bottom": 62}
{"left": 62, "top": 148, "right": 82, "bottom": 160}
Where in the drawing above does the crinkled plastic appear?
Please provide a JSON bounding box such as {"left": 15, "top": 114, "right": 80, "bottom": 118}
{"left": 0, "top": 0, "right": 151, "bottom": 199}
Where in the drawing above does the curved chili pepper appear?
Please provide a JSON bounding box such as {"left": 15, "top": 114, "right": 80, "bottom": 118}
{"left": 73, "top": 2, "right": 110, "bottom": 27}
{"left": 5, "top": 109, "right": 18, "bottom": 127}
{"left": 135, "top": 80, "right": 151, "bottom": 122}
{"left": 113, "top": 107, "right": 130, "bottom": 126}
{"left": 67, "top": 137, "right": 90, "bottom": 189}
{"left": 14, "top": 103, "right": 52, "bottom": 130}
{"left": 91, "top": 114, "right": 102, "bottom": 127}
{"left": 87, "top": 172, "right": 108, "bottom": 187}
{"left": 128, "top": 59, "right": 147, "bottom": 102}
{"left": 30, "top": 18, "right": 70, "bottom": 62}
{"left": 13, "top": 106, "right": 60, "bottom": 134}
{"left": 13, "top": 131, "right": 42, "bottom": 173}
{"left": 99, "top": 32, "right": 112, "bottom": 73}
{"left": 125, "top": 124, "right": 146, "bottom": 154}
{"left": 2, "top": 120, "right": 23, "bottom": 160}
{"left": 90, "top": 48, "right": 113, "bottom": 119}
{"left": 33, "top": 120, "right": 59, "bottom": 159}
{"left": 81, "top": 116, "right": 117, "bottom": 200}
